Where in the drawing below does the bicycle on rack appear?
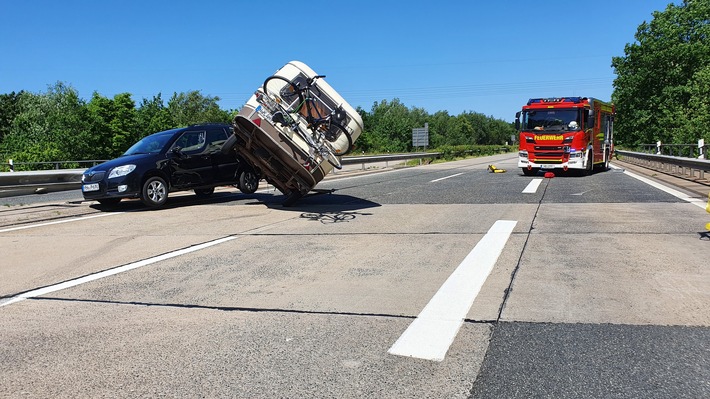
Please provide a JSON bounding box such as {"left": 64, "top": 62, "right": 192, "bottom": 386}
{"left": 257, "top": 74, "right": 353, "bottom": 170}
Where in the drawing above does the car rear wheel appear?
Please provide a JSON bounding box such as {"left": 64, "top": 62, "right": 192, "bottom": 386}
{"left": 238, "top": 169, "right": 259, "bottom": 194}
{"left": 141, "top": 176, "right": 168, "bottom": 207}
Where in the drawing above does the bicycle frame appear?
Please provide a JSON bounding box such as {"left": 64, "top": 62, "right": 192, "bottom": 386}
{"left": 254, "top": 88, "right": 342, "bottom": 170}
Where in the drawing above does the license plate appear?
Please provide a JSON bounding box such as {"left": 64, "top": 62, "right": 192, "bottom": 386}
{"left": 82, "top": 183, "right": 99, "bottom": 192}
{"left": 541, "top": 164, "right": 557, "bottom": 169}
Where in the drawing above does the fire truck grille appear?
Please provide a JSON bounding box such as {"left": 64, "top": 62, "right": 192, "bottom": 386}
{"left": 534, "top": 146, "right": 564, "bottom": 151}
{"left": 534, "top": 152, "right": 564, "bottom": 157}
{"left": 531, "top": 159, "right": 563, "bottom": 164}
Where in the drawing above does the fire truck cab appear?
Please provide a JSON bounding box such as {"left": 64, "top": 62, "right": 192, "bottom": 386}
{"left": 515, "top": 97, "right": 614, "bottom": 176}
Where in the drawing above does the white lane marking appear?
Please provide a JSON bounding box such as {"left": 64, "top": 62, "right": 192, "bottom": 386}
{"left": 0, "top": 212, "right": 122, "bottom": 233}
{"left": 0, "top": 236, "right": 239, "bottom": 308}
{"left": 522, "top": 179, "right": 543, "bottom": 194}
{"left": 430, "top": 173, "right": 464, "bottom": 183}
{"left": 610, "top": 164, "right": 706, "bottom": 210}
{"left": 388, "top": 220, "right": 517, "bottom": 361}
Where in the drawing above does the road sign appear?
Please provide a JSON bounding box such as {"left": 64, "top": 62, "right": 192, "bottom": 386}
{"left": 413, "top": 123, "right": 429, "bottom": 147}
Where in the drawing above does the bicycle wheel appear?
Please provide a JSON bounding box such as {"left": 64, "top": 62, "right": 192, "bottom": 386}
{"left": 263, "top": 75, "right": 302, "bottom": 112}
{"left": 321, "top": 140, "right": 343, "bottom": 170}
{"left": 313, "top": 120, "right": 353, "bottom": 156}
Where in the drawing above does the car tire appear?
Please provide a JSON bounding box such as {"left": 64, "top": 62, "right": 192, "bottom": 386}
{"left": 238, "top": 169, "right": 259, "bottom": 194}
{"left": 141, "top": 176, "right": 168, "bottom": 207}
{"left": 194, "top": 187, "right": 215, "bottom": 197}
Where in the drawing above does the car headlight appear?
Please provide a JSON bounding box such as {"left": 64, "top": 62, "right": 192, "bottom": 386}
{"left": 108, "top": 164, "right": 136, "bottom": 179}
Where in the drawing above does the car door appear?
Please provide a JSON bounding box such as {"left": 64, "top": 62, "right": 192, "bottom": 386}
{"left": 169, "top": 130, "right": 213, "bottom": 188}
{"left": 204, "top": 127, "right": 240, "bottom": 184}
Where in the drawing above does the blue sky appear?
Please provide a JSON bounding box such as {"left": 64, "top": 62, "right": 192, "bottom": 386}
{"left": 1, "top": 0, "right": 675, "bottom": 122}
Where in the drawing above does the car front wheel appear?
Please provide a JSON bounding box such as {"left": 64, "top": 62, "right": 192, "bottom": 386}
{"left": 141, "top": 176, "right": 168, "bottom": 207}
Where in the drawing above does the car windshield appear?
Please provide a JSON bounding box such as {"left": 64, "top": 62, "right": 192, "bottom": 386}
{"left": 123, "top": 129, "right": 180, "bottom": 155}
{"left": 522, "top": 109, "right": 581, "bottom": 132}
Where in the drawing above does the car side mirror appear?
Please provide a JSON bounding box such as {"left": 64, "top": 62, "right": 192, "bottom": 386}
{"left": 171, "top": 146, "right": 185, "bottom": 157}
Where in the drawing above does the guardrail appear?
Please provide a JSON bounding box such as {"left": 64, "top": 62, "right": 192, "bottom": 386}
{"left": 0, "top": 153, "right": 444, "bottom": 198}
{"left": 340, "top": 152, "right": 441, "bottom": 169}
{"left": 1, "top": 159, "right": 107, "bottom": 173}
{"left": 0, "top": 169, "right": 86, "bottom": 197}
{"left": 615, "top": 150, "right": 710, "bottom": 180}
{"left": 637, "top": 139, "right": 706, "bottom": 159}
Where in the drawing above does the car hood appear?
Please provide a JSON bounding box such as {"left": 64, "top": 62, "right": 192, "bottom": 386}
{"left": 86, "top": 153, "right": 160, "bottom": 173}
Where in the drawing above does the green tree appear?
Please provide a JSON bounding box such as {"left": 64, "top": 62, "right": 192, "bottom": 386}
{"left": 109, "top": 93, "right": 137, "bottom": 155}
{"left": 168, "top": 91, "right": 230, "bottom": 127}
{"left": 136, "top": 94, "right": 173, "bottom": 136}
{"left": 85, "top": 92, "right": 139, "bottom": 159}
{"left": 0, "top": 91, "right": 22, "bottom": 147}
{"left": 612, "top": 0, "right": 710, "bottom": 146}
{"left": 428, "top": 110, "right": 453, "bottom": 148}
{"left": 367, "top": 99, "right": 426, "bottom": 152}
{"left": 686, "top": 65, "right": 710, "bottom": 140}
{"left": 3, "top": 82, "right": 90, "bottom": 165}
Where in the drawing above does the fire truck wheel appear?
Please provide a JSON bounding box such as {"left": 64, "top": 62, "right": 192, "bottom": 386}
{"left": 584, "top": 152, "right": 594, "bottom": 175}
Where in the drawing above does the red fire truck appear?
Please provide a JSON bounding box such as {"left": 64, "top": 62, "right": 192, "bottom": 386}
{"left": 515, "top": 97, "right": 615, "bottom": 176}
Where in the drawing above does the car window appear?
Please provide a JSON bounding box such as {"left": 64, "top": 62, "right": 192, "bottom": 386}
{"left": 172, "top": 131, "right": 206, "bottom": 153}
{"left": 204, "top": 128, "right": 228, "bottom": 154}
{"left": 124, "top": 130, "right": 177, "bottom": 155}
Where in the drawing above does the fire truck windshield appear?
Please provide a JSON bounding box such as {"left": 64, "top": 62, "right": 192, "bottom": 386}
{"left": 522, "top": 109, "right": 582, "bottom": 132}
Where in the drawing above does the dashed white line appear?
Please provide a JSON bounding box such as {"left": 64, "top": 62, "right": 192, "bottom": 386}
{"left": 388, "top": 220, "right": 517, "bottom": 361}
{"left": 522, "top": 178, "right": 543, "bottom": 194}
{"left": 0, "top": 236, "right": 239, "bottom": 308}
{"left": 430, "top": 173, "right": 464, "bottom": 183}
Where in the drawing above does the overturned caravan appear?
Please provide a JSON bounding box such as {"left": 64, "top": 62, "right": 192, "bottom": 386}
{"left": 222, "top": 61, "right": 363, "bottom": 205}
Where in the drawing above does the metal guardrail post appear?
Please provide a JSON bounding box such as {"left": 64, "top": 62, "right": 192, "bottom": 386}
{"left": 699, "top": 139, "right": 705, "bottom": 160}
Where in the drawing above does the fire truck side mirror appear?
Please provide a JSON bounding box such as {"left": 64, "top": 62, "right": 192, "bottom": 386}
{"left": 587, "top": 109, "right": 595, "bottom": 128}
{"left": 515, "top": 112, "right": 521, "bottom": 130}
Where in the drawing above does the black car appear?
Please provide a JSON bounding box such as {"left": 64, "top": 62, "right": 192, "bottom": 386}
{"left": 82, "top": 124, "right": 260, "bottom": 208}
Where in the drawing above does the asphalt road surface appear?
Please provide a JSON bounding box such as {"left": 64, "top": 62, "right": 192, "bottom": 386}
{"left": 1, "top": 154, "right": 708, "bottom": 398}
